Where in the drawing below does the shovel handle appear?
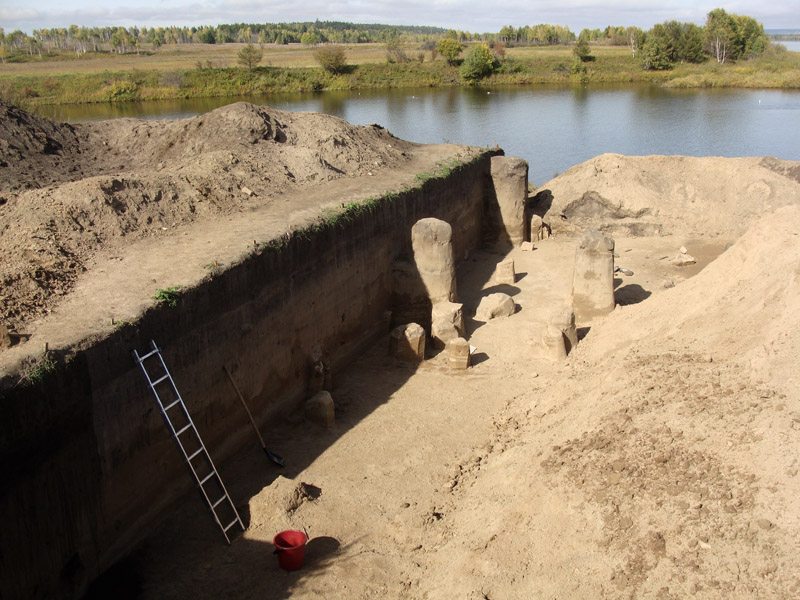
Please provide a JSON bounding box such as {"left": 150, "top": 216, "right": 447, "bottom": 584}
{"left": 223, "top": 365, "right": 267, "bottom": 449}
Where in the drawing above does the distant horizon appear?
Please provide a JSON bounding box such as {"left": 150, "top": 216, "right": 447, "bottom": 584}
{"left": 2, "top": 1, "right": 798, "bottom": 36}
{"left": 3, "top": 21, "right": 800, "bottom": 38}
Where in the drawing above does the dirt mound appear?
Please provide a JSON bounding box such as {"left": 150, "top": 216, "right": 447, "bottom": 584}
{"left": 0, "top": 101, "right": 86, "bottom": 192}
{"left": 545, "top": 205, "right": 800, "bottom": 595}
{"left": 535, "top": 153, "right": 800, "bottom": 238}
{"left": 411, "top": 207, "right": 800, "bottom": 598}
{"left": 0, "top": 102, "right": 415, "bottom": 331}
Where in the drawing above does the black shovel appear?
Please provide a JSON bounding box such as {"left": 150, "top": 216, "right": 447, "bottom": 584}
{"left": 223, "top": 365, "right": 285, "bottom": 467}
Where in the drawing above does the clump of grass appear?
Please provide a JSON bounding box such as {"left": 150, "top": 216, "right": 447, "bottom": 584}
{"left": 23, "top": 352, "right": 57, "bottom": 385}
{"left": 153, "top": 286, "right": 182, "bottom": 308}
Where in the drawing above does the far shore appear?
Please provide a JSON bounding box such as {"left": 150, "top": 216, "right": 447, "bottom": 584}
{"left": 1, "top": 43, "right": 798, "bottom": 108}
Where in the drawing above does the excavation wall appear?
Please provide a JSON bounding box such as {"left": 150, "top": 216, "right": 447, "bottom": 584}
{"left": 0, "top": 151, "right": 498, "bottom": 599}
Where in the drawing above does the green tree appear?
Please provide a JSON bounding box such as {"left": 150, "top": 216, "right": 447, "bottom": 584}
{"left": 197, "top": 27, "right": 216, "bottom": 44}
{"left": 642, "top": 35, "right": 673, "bottom": 71}
{"left": 641, "top": 29, "right": 675, "bottom": 70}
{"left": 436, "top": 38, "right": 463, "bottom": 65}
{"left": 677, "top": 23, "right": 706, "bottom": 63}
{"left": 573, "top": 29, "right": 593, "bottom": 62}
{"left": 706, "top": 8, "right": 735, "bottom": 63}
{"left": 460, "top": 43, "right": 497, "bottom": 82}
{"left": 627, "top": 26, "right": 645, "bottom": 57}
{"left": 732, "top": 14, "right": 768, "bottom": 59}
{"left": 236, "top": 43, "right": 262, "bottom": 70}
{"left": 314, "top": 45, "right": 348, "bottom": 74}
{"left": 300, "top": 31, "right": 321, "bottom": 46}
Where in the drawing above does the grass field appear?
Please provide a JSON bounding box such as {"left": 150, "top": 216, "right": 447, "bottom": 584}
{"left": 1, "top": 42, "right": 797, "bottom": 107}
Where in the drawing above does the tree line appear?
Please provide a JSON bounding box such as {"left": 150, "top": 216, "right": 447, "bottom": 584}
{"left": 0, "top": 21, "right": 448, "bottom": 58}
{"left": 0, "top": 9, "right": 769, "bottom": 72}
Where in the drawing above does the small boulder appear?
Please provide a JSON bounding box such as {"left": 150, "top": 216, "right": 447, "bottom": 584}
{"left": 494, "top": 259, "right": 516, "bottom": 285}
{"left": 431, "top": 302, "right": 464, "bottom": 349}
{"left": 671, "top": 253, "right": 696, "bottom": 266}
{"left": 390, "top": 323, "right": 426, "bottom": 361}
{"left": 445, "top": 337, "right": 470, "bottom": 370}
{"left": 549, "top": 305, "right": 577, "bottom": 354}
{"left": 520, "top": 241, "right": 534, "bottom": 252}
{"left": 542, "top": 324, "right": 567, "bottom": 361}
{"left": 475, "top": 293, "right": 516, "bottom": 321}
{"left": 305, "top": 391, "right": 335, "bottom": 428}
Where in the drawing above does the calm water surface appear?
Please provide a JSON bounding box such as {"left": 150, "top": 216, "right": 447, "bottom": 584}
{"left": 42, "top": 84, "right": 800, "bottom": 184}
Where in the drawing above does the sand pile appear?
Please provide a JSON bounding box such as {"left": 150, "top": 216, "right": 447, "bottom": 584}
{"left": 536, "top": 153, "right": 800, "bottom": 238}
{"left": 0, "top": 101, "right": 414, "bottom": 330}
{"left": 416, "top": 206, "right": 800, "bottom": 598}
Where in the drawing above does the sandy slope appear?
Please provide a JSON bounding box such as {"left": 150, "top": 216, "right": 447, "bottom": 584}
{"left": 537, "top": 153, "right": 800, "bottom": 238}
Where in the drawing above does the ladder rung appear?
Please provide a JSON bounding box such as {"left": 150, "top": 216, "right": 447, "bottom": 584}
{"left": 137, "top": 348, "right": 160, "bottom": 362}
{"left": 175, "top": 424, "right": 193, "bottom": 436}
{"left": 199, "top": 472, "right": 216, "bottom": 485}
{"left": 223, "top": 518, "right": 240, "bottom": 532}
{"left": 151, "top": 374, "right": 170, "bottom": 386}
{"left": 212, "top": 496, "right": 227, "bottom": 508}
{"left": 187, "top": 448, "right": 204, "bottom": 461}
{"left": 163, "top": 399, "right": 181, "bottom": 411}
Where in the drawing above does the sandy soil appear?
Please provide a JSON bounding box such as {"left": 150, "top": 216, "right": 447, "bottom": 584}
{"left": 536, "top": 153, "right": 800, "bottom": 238}
{"left": 0, "top": 100, "right": 424, "bottom": 334}
{"left": 91, "top": 206, "right": 799, "bottom": 599}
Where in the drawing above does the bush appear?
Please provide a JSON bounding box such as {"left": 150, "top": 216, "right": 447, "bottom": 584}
{"left": 437, "top": 38, "right": 463, "bottom": 65}
{"left": 460, "top": 44, "right": 498, "bottom": 82}
{"left": 574, "top": 30, "right": 593, "bottom": 62}
{"left": 153, "top": 286, "right": 182, "bottom": 308}
{"left": 641, "top": 37, "right": 674, "bottom": 70}
{"left": 385, "top": 37, "right": 409, "bottom": 63}
{"left": 314, "top": 45, "right": 348, "bottom": 74}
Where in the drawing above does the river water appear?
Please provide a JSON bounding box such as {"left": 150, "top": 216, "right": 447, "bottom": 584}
{"left": 41, "top": 83, "right": 800, "bottom": 185}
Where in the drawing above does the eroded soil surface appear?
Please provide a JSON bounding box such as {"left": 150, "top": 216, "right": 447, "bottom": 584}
{"left": 0, "top": 101, "right": 422, "bottom": 332}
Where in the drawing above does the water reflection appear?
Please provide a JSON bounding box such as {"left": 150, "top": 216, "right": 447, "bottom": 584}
{"left": 38, "top": 83, "right": 800, "bottom": 184}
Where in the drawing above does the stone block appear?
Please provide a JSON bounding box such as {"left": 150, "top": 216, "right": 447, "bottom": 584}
{"left": 390, "top": 323, "right": 426, "bottom": 362}
{"left": 549, "top": 305, "right": 577, "bottom": 354}
{"left": 542, "top": 324, "right": 567, "bottom": 362}
{"left": 494, "top": 258, "right": 516, "bottom": 285}
{"left": 431, "top": 302, "right": 465, "bottom": 349}
{"left": 572, "top": 230, "right": 615, "bottom": 320}
{"left": 475, "top": 293, "right": 515, "bottom": 321}
{"left": 446, "top": 337, "right": 470, "bottom": 370}
{"left": 305, "top": 391, "right": 335, "bottom": 428}
{"left": 490, "top": 156, "right": 528, "bottom": 247}
{"left": 411, "top": 218, "right": 457, "bottom": 304}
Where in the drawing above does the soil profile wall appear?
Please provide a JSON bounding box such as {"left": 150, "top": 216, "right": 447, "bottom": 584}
{"left": 0, "top": 151, "right": 497, "bottom": 599}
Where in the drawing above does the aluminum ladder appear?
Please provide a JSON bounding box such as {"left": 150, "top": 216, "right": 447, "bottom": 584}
{"left": 133, "top": 339, "right": 244, "bottom": 544}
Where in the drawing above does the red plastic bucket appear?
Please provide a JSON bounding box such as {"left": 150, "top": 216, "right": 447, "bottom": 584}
{"left": 273, "top": 530, "right": 308, "bottom": 571}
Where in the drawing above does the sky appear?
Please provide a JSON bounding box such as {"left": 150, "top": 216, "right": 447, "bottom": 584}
{"left": 1, "top": 0, "right": 798, "bottom": 34}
